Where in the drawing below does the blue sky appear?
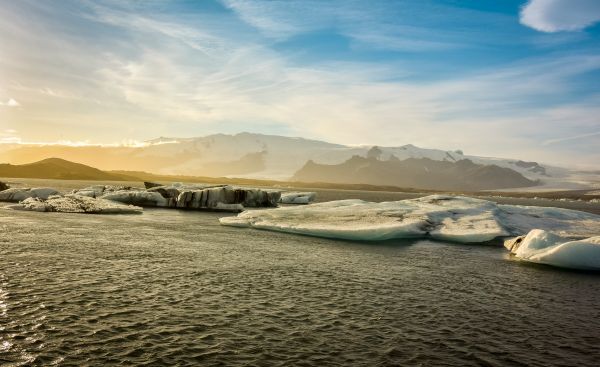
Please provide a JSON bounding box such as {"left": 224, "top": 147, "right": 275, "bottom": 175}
{"left": 0, "top": 0, "right": 599, "bottom": 167}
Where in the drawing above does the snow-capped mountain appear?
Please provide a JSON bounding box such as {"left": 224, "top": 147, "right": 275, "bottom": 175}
{"left": 0, "top": 132, "right": 597, "bottom": 190}
{"left": 134, "top": 133, "right": 558, "bottom": 181}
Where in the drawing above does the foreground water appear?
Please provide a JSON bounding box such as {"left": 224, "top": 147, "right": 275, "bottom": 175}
{"left": 1, "top": 179, "right": 599, "bottom": 366}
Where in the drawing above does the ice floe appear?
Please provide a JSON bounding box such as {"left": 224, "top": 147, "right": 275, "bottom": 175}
{"left": 0, "top": 187, "right": 61, "bottom": 202}
{"left": 504, "top": 230, "right": 600, "bottom": 270}
{"left": 220, "top": 195, "right": 600, "bottom": 243}
{"left": 70, "top": 184, "right": 133, "bottom": 198}
{"left": 8, "top": 194, "right": 143, "bottom": 214}
{"left": 71, "top": 184, "right": 281, "bottom": 211}
{"left": 2, "top": 184, "right": 283, "bottom": 214}
{"left": 102, "top": 190, "right": 169, "bottom": 207}
{"left": 279, "top": 191, "right": 316, "bottom": 204}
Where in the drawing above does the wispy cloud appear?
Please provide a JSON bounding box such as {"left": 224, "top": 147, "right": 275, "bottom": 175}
{"left": 0, "top": 99, "right": 20, "bottom": 107}
{"left": 222, "top": 0, "right": 520, "bottom": 51}
{"left": 0, "top": 0, "right": 599, "bottom": 167}
{"left": 0, "top": 128, "right": 20, "bottom": 144}
{"left": 543, "top": 131, "right": 600, "bottom": 145}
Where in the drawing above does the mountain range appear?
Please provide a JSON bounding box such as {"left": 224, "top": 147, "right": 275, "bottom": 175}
{"left": 0, "top": 132, "right": 597, "bottom": 190}
{"left": 0, "top": 158, "right": 428, "bottom": 193}
{"left": 293, "top": 155, "right": 538, "bottom": 191}
{"left": 0, "top": 158, "right": 136, "bottom": 181}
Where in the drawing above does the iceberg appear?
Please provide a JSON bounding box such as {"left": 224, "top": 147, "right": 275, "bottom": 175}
{"left": 504, "top": 230, "right": 600, "bottom": 270}
{"left": 0, "top": 187, "right": 61, "bottom": 202}
{"left": 220, "top": 195, "right": 600, "bottom": 243}
{"left": 495, "top": 205, "right": 600, "bottom": 238}
{"left": 3, "top": 184, "right": 281, "bottom": 213}
{"left": 71, "top": 185, "right": 135, "bottom": 198}
{"left": 279, "top": 191, "right": 316, "bottom": 204}
{"left": 102, "top": 190, "right": 169, "bottom": 207}
{"left": 71, "top": 184, "right": 281, "bottom": 211}
{"left": 8, "top": 194, "right": 143, "bottom": 214}
{"left": 72, "top": 185, "right": 173, "bottom": 207}
{"left": 174, "top": 186, "right": 279, "bottom": 211}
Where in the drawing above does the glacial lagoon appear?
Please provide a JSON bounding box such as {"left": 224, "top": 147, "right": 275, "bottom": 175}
{"left": 1, "top": 179, "right": 599, "bottom": 366}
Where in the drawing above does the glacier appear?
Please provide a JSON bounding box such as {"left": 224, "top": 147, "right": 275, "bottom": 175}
{"left": 220, "top": 195, "right": 600, "bottom": 243}
{"left": 504, "top": 230, "right": 600, "bottom": 271}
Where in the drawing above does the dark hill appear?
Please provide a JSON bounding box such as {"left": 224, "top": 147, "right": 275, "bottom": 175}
{"left": 0, "top": 158, "right": 138, "bottom": 181}
{"left": 291, "top": 156, "right": 539, "bottom": 191}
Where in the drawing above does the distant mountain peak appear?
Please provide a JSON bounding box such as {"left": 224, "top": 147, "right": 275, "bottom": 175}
{"left": 0, "top": 132, "right": 589, "bottom": 189}
{"left": 292, "top": 156, "right": 538, "bottom": 191}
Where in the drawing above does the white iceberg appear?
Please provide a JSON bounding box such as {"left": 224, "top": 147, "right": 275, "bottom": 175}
{"left": 8, "top": 194, "right": 143, "bottom": 214}
{"left": 71, "top": 184, "right": 280, "bottom": 211}
{"left": 71, "top": 185, "right": 137, "bottom": 198}
{"left": 101, "top": 190, "right": 169, "bottom": 207}
{"left": 279, "top": 191, "right": 316, "bottom": 204}
{"left": 71, "top": 185, "right": 112, "bottom": 198}
{"left": 504, "top": 230, "right": 600, "bottom": 271}
{"left": 495, "top": 205, "right": 600, "bottom": 238}
{"left": 220, "top": 195, "right": 600, "bottom": 243}
{"left": 0, "top": 187, "right": 61, "bottom": 202}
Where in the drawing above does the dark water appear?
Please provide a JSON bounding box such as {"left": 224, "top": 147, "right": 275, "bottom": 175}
{"left": 1, "top": 179, "right": 600, "bottom": 366}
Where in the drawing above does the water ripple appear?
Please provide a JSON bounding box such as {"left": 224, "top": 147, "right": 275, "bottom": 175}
{"left": 1, "top": 205, "right": 599, "bottom": 366}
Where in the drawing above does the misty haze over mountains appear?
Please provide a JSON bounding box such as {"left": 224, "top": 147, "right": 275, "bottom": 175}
{"left": 292, "top": 154, "right": 538, "bottom": 191}
{"left": 0, "top": 132, "right": 597, "bottom": 191}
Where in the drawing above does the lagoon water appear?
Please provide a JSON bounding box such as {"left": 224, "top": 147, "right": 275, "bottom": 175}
{"left": 1, "top": 179, "right": 599, "bottom": 366}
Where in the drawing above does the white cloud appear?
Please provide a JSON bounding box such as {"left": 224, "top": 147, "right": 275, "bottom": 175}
{"left": 520, "top": 0, "right": 600, "bottom": 32}
{"left": 1, "top": 1, "right": 599, "bottom": 167}
{"left": 0, "top": 98, "right": 20, "bottom": 107}
{"left": 97, "top": 42, "right": 600, "bottom": 167}
{"left": 0, "top": 128, "right": 20, "bottom": 144}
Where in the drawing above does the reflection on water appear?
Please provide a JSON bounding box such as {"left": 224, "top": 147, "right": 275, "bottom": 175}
{"left": 0, "top": 179, "right": 599, "bottom": 366}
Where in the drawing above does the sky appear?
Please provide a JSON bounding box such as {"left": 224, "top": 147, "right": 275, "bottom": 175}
{"left": 1, "top": 0, "right": 599, "bottom": 168}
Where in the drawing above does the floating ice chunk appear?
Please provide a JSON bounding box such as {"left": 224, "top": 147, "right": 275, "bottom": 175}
{"left": 101, "top": 190, "right": 169, "bottom": 207}
{"left": 72, "top": 184, "right": 280, "bottom": 211}
{"left": 239, "top": 188, "right": 281, "bottom": 208}
{"left": 497, "top": 204, "right": 600, "bottom": 238}
{"left": 71, "top": 185, "right": 136, "bottom": 198}
{"left": 0, "top": 187, "right": 61, "bottom": 202}
{"left": 6, "top": 198, "right": 48, "bottom": 212}
{"left": 30, "top": 188, "right": 60, "bottom": 200}
{"left": 429, "top": 212, "right": 508, "bottom": 243}
{"left": 279, "top": 192, "right": 316, "bottom": 204}
{"left": 71, "top": 185, "right": 108, "bottom": 198}
{"left": 9, "top": 194, "right": 143, "bottom": 214}
{"left": 176, "top": 186, "right": 279, "bottom": 210}
{"left": 420, "top": 196, "right": 508, "bottom": 242}
{"left": 504, "top": 230, "right": 600, "bottom": 270}
{"left": 214, "top": 202, "right": 245, "bottom": 211}
{"left": 222, "top": 199, "right": 430, "bottom": 240}
{"left": 220, "top": 195, "right": 600, "bottom": 243}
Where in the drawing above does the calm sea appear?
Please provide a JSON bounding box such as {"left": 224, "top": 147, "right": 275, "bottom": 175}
{"left": 1, "top": 179, "right": 599, "bottom": 366}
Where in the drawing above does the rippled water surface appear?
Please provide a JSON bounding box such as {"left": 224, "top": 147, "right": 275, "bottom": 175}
{"left": 1, "top": 179, "right": 599, "bottom": 366}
